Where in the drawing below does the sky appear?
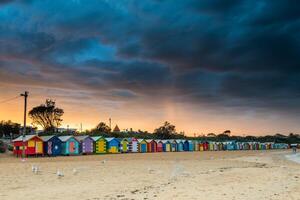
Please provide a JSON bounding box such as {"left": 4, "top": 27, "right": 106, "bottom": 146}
{"left": 0, "top": 0, "right": 300, "bottom": 136}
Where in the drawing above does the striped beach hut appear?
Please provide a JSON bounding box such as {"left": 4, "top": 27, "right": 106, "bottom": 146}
{"left": 75, "top": 136, "right": 94, "bottom": 154}
{"left": 128, "top": 138, "right": 139, "bottom": 153}
{"left": 92, "top": 136, "right": 107, "bottom": 154}
{"left": 41, "top": 135, "right": 62, "bottom": 156}
{"left": 162, "top": 140, "right": 171, "bottom": 152}
{"left": 59, "top": 136, "right": 80, "bottom": 155}
{"left": 106, "top": 137, "right": 120, "bottom": 153}
{"left": 176, "top": 140, "right": 184, "bottom": 152}
{"left": 13, "top": 135, "right": 44, "bottom": 157}
{"left": 138, "top": 139, "right": 148, "bottom": 153}
{"left": 146, "top": 139, "right": 157, "bottom": 153}
{"left": 120, "top": 138, "right": 129, "bottom": 153}
{"left": 156, "top": 140, "right": 163, "bottom": 152}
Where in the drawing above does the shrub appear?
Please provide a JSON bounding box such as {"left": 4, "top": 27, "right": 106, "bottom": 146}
{"left": 0, "top": 141, "right": 6, "bottom": 153}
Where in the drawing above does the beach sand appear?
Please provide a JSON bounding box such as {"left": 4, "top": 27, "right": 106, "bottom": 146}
{"left": 0, "top": 150, "right": 300, "bottom": 200}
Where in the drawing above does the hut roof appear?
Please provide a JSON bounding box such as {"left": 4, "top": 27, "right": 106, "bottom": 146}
{"left": 75, "top": 135, "right": 90, "bottom": 141}
{"left": 13, "top": 135, "right": 38, "bottom": 142}
{"left": 154, "top": 139, "right": 162, "bottom": 143}
{"left": 137, "top": 139, "right": 146, "bottom": 143}
{"left": 58, "top": 136, "right": 74, "bottom": 142}
{"left": 105, "top": 137, "right": 117, "bottom": 142}
{"left": 175, "top": 139, "right": 183, "bottom": 143}
{"left": 161, "top": 140, "right": 171, "bottom": 144}
{"left": 146, "top": 139, "right": 154, "bottom": 143}
{"left": 40, "top": 135, "right": 56, "bottom": 142}
{"left": 91, "top": 136, "right": 102, "bottom": 141}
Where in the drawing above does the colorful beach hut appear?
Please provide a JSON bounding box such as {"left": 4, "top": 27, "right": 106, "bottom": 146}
{"left": 106, "top": 137, "right": 120, "bottom": 153}
{"left": 156, "top": 140, "right": 163, "bottom": 152}
{"left": 128, "top": 138, "right": 139, "bottom": 153}
{"left": 120, "top": 138, "right": 129, "bottom": 153}
{"left": 162, "top": 140, "right": 171, "bottom": 152}
{"left": 169, "top": 140, "right": 177, "bottom": 152}
{"left": 146, "top": 139, "right": 157, "bottom": 153}
{"left": 183, "top": 140, "right": 193, "bottom": 151}
{"left": 75, "top": 136, "right": 94, "bottom": 154}
{"left": 13, "top": 135, "right": 44, "bottom": 157}
{"left": 193, "top": 141, "right": 199, "bottom": 151}
{"left": 41, "top": 135, "right": 62, "bottom": 156}
{"left": 138, "top": 139, "right": 148, "bottom": 153}
{"left": 92, "top": 136, "right": 107, "bottom": 154}
{"left": 176, "top": 140, "right": 184, "bottom": 152}
{"left": 59, "top": 136, "right": 80, "bottom": 155}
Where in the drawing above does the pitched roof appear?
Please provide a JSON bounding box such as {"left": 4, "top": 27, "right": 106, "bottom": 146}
{"left": 40, "top": 135, "right": 56, "bottom": 142}
{"left": 91, "top": 136, "right": 102, "bottom": 141}
{"left": 137, "top": 139, "right": 146, "bottom": 143}
{"left": 161, "top": 140, "right": 170, "bottom": 144}
{"left": 75, "top": 136, "right": 89, "bottom": 141}
{"left": 145, "top": 139, "right": 153, "bottom": 143}
{"left": 105, "top": 137, "right": 117, "bottom": 142}
{"left": 58, "top": 136, "right": 74, "bottom": 142}
{"left": 12, "top": 135, "right": 38, "bottom": 142}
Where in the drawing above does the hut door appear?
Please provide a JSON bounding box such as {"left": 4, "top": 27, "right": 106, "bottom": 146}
{"left": 123, "top": 142, "right": 127, "bottom": 152}
{"left": 36, "top": 141, "right": 43, "bottom": 154}
{"left": 69, "top": 142, "right": 75, "bottom": 153}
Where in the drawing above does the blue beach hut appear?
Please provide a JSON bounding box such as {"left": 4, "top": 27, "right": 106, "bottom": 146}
{"left": 106, "top": 137, "right": 120, "bottom": 153}
{"left": 138, "top": 139, "right": 148, "bottom": 153}
{"left": 41, "top": 135, "right": 62, "bottom": 156}
{"left": 183, "top": 140, "right": 189, "bottom": 151}
{"left": 176, "top": 140, "right": 184, "bottom": 152}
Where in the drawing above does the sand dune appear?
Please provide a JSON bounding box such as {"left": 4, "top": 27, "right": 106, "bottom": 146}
{"left": 0, "top": 150, "right": 299, "bottom": 200}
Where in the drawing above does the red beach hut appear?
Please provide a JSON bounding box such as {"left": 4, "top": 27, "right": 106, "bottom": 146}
{"left": 146, "top": 139, "right": 157, "bottom": 152}
{"left": 155, "top": 140, "right": 163, "bottom": 152}
{"left": 13, "top": 135, "right": 44, "bottom": 157}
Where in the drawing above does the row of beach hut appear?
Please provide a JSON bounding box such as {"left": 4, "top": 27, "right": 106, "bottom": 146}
{"left": 12, "top": 135, "right": 289, "bottom": 157}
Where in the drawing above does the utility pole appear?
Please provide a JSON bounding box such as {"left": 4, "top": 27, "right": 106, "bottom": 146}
{"left": 20, "top": 91, "right": 28, "bottom": 159}
{"left": 109, "top": 118, "right": 111, "bottom": 130}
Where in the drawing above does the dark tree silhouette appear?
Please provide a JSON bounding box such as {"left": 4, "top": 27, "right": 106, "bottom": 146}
{"left": 0, "top": 120, "right": 21, "bottom": 138}
{"left": 94, "top": 122, "right": 111, "bottom": 134}
{"left": 153, "top": 121, "right": 177, "bottom": 139}
{"left": 29, "top": 99, "right": 64, "bottom": 132}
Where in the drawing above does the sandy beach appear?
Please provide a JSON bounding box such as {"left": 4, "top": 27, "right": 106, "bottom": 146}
{"left": 0, "top": 150, "right": 299, "bottom": 200}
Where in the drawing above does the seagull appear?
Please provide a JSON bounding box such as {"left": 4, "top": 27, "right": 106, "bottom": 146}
{"left": 72, "top": 168, "right": 78, "bottom": 175}
{"left": 32, "top": 165, "right": 39, "bottom": 174}
{"left": 56, "top": 170, "right": 64, "bottom": 178}
{"left": 101, "top": 159, "right": 107, "bottom": 164}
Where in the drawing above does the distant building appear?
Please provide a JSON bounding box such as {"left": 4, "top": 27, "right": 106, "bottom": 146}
{"left": 56, "top": 128, "right": 77, "bottom": 134}
{"left": 113, "top": 125, "right": 120, "bottom": 132}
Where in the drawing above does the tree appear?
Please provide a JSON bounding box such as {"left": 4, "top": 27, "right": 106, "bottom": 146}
{"left": 0, "top": 120, "right": 21, "bottom": 138}
{"left": 223, "top": 130, "right": 231, "bottom": 136}
{"left": 153, "top": 121, "right": 177, "bottom": 139}
{"left": 29, "top": 99, "right": 64, "bottom": 133}
{"left": 94, "top": 122, "right": 111, "bottom": 134}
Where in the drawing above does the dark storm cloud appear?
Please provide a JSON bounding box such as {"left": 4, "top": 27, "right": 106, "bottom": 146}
{"left": 0, "top": 0, "right": 300, "bottom": 112}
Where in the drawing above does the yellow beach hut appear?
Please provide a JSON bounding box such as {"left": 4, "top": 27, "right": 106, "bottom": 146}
{"left": 92, "top": 136, "right": 107, "bottom": 154}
